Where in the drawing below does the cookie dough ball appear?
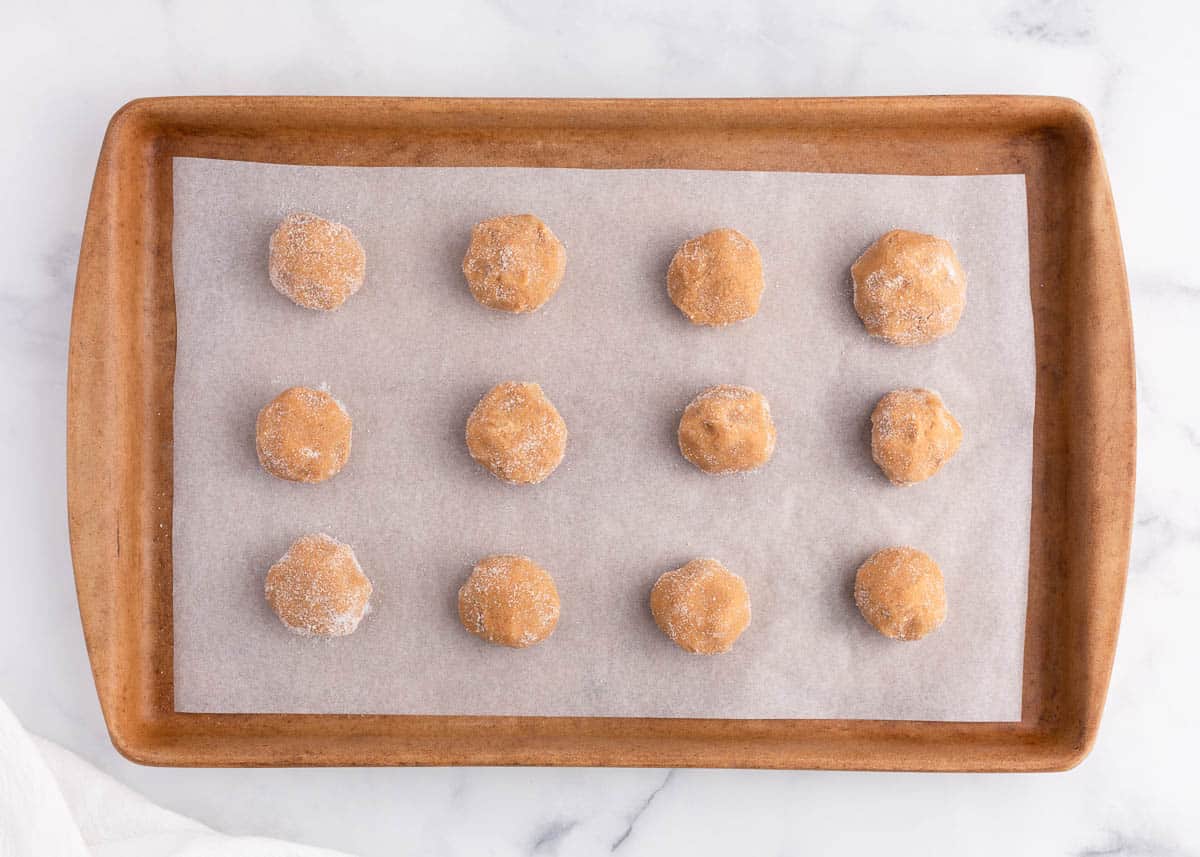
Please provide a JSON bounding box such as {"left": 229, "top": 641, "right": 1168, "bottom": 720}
{"left": 851, "top": 229, "right": 966, "bottom": 346}
{"left": 458, "top": 554, "right": 560, "bottom": 648}
{"left": 268, "top": 213, "right": 365, "bottom": 311}
{"left": 870, "top": 388, "right": 962, "bottom": 486}
{"left": 265, "top": 533, "right": 372, "bottom": 637}
{"left": 667, "top": 228, "right": 764, "bottom": 326}
{"left": 466, "top": 382, "right": 567, "bottom": 484}
{"left": 854, "top": 546, "right": 947, "bottom": 641}
{"left": 462, "top": 214, "right": 566, "bottom": 313}
{"left": 678, "top": 385, "right": 776, "bottom": 474}
{"left": 256, "top": 386, "right": 352, "bottom": 484}
{"left": 650, "top": 559, "right": 751, "bottom": 654}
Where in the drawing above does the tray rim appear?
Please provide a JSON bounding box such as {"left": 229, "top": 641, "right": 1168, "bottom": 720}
{"left": 66, "top": 95, "right": 1135, "bottom": 770}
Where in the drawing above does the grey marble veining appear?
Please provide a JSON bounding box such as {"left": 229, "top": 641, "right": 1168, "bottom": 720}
{"left": 1, "top": 1, "right": 1197, "bottom": 855}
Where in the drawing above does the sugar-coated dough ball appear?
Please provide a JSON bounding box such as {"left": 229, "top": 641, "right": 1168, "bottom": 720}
{"left": 650, "top": 559, "right": 751, "bottom": 654}
{"left": 268, "top": 213, "right": 365, "bottom": 311}
{"left": 462, "top": 214, "right": 566, "bottom": 313}
{"left": 678, "top": 385, "right": 776, "bottom": 474}
{"left": 854, "top": 546, "right": 947, "bottom": 641}
{"left": 265, "top": 533, "right": 372, "bottom": 637}
{"left": 851, "top": 229, "right": 966, "bottom": 346}
{"left": 256, "top": 386, "right": 352, "bottom": 484}
{"left": 466, "top": 382, "right": 567, "bottom": 484}
{"left": 870, "top": 388, "right": 962, "bottom": 485}
{"left": 458, "top": 554, "right": 560, "bottom": 648}
{"left": 667, "top": 228, "right": 764, "bottom": 326}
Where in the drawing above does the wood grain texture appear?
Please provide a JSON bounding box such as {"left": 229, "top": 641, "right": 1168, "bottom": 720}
{"left": 66, "top": 96, "right": 1134, "bottom": 770}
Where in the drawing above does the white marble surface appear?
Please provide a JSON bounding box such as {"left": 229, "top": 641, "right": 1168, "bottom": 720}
{"left": 1, "top": 1, "right": 1197, "bottom": 854}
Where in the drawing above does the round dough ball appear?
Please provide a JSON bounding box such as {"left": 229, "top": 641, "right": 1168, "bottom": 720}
{"left": 650, "top": 559, "right": 751, "bottom": 654}
{"left": 851, "top": 229, "right": 966, "bottom": 346}
{"left": 462, "top": 214, "right": 566, "bottom": 313}
{"left": 854, "top": 546, "right": 947, "bottom": 641}
{"left": 871, "top": 388, "right": 962, "bottom": 486}
{"left": 256, "top": 386, "right": 352, "bottom": 484}
{"left": 466, "top": 382, "right": 567, "bottom": 484}
{"left": 458, "top": 554, "right": 560, "bottom": 648}
{"left": 268, "top": 212, "right": 365, "bottom": 311}
{"left": 265, "top": 533, "right": 372, "bottom": 637}
{"left": 678, "top": 385, "right": 776, "bottom": 474}
{"left": 667, "top": 228, "right": 764, "bottom": 326}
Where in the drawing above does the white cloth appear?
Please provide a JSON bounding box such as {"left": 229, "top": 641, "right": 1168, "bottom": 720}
{"left": 0, "top": 698, "right": 350, "bottom": 857}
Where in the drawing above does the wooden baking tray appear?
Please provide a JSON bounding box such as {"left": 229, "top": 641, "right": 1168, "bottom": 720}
{"left": 67, "top": 96, "right": 1134, "bottom": 770}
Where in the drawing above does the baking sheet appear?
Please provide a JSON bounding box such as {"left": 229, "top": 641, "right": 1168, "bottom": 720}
{"left": 171, "top": 158, "right": 1032, "bottom": 721}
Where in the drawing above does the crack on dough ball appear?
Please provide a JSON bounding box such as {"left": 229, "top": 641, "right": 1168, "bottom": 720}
{"left": 462, "top": 214, "right": 566, "bottom": 313}
{"left": 677, "top": 385, "right": 776, "bottom": 474}
{"left": 265, "top": 533, "right": 372, "bottom": 637}
{"left": 268, "top": 213, "right": 365, "bottom": 311}
{"left": 256, "top": 386, "right": 352, "bottom": 483}
{"left": 851, "top": 229, "right": 966, "bottom": 346}
{"left": 650, "top": 558, "right": 751, "bottom": 654}
{"left": 854, "top": 546, "right": 947, "bottom": 641}
{"left": 667, "top": 228, "right": 764, "bottom": 326}
{"left": 457, "top": 554, "right": 560, "bottom": 648}
{"left": 466, "top": 382, "right": 567, "bottom": 484}
{"left": 870, "top": 388, "right": 962, "bottom": 485}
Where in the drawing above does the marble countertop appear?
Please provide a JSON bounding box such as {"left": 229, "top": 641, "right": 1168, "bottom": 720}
{"left": 2, "top": 1, "right": 1197, "bottom": 854}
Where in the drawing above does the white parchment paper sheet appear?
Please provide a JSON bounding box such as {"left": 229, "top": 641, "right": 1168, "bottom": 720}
{"left": 172, "top": 158, "right": 1032, "bottom": 720}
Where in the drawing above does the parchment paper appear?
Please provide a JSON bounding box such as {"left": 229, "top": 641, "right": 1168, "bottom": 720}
{"left": 172, "top": 158, "right": 1032, "bottom": 721}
